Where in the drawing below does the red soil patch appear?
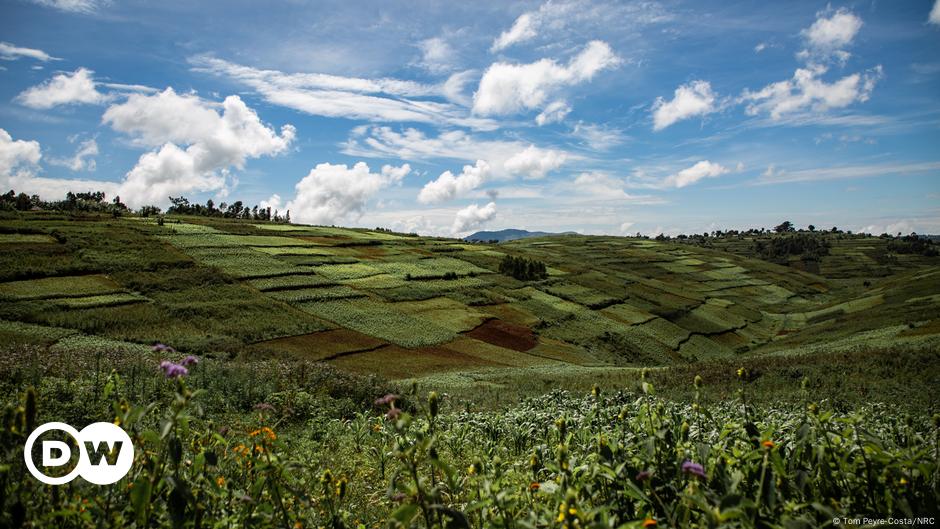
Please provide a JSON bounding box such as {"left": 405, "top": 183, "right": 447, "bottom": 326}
{"left": 465, "top": 319, "right": 537, "bottom": 352}
{"left": 251, "top": 329, "right": 386, "bottom": 361}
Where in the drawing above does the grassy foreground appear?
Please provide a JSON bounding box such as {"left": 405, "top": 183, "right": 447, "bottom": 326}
{"left": 2, "top": 360, "right": 938, "bottom": 528}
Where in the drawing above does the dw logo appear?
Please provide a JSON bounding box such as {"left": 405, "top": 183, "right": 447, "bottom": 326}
{"left": 24, "top": 422, "right": 135, "bottom": 485}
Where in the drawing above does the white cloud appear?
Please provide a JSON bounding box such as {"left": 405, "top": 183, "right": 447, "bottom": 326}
{"left": 662, "top": 160, "right": 729, "bottom": 188}
{"left": 799, "top": 8, "right": 862, "bottom": 64}
{"left": 0, "top": 128, "right": 42, "bottom": 178}
{"left": 741, "top": 64, "right": 882, "bottom": 120}
{"left": 857, "top": 220, "right": 917, "bottom": 236}
{"left": 618, "top": 221, "right": 635, "bottom": 234}
{"left": 491, "top": 12, "right": 538, "bottom": 52}
{"left": 0, "top": 42, "right": 59, "bottom": 62}
{"left": 190, "top": 56, "right": 497, "bottom": 130}
{"left": 755, "top": 161, "right": 940, "bottom": 185}
{"left": 570, "top": 122, "right": 625, "bottom": 150}
{"left": 503, "top": 145, "right": 567, "bottom": 179}
{"left": 102, "top": 88, "right": 295, "bottom": 207}
{"left": 285, "top": 162, "right": 410, "bottom": 225}
{"left": 259, "top": 194, "right": 282, "bottom": 211}
{"left": 28, "top": 0, "right": 106, "bottom": 13}
{"left": 931, "top": 0, "right": 940, "bottom": 25}
{"left": 441, "top": 70, "right": 477, "bottom": 106}
{"left": 0, "top": 128, "right": 120, "bottom": 200}
{"left": 452, "top": 201, "right": 497, "bottom": 234}
{"left": 16, "top": 68, "right": 108, "bottom": 109}
{"left": 573, "top": 172, "right": 632, "bottom": 199}
{"left": 651, "top": 80, "right": 717, "bottom": 131}
{"left": 342, "top": 126, "right": 570, "bottom": 179}
{"left": 754, "top": 42, "right": 767, "bottom": 53}
{"left": 49, "top": 138, "right": 98, "bottom": 171}
{"left": 571, "top": 172, "right": 665, "bottom": 202}
{"left": 418, "top": 160, "right": 490, "bottom": 204}
{"left": 535, "top": 100, "right": 571, "bottom": 125}
{"left": 489, "top": 1, "right": 672, "bottom": 53}
{"left": 416, "top": 37, "right": 456, "bottom": 74}
{"left": 472, "top": 40, "right": 620, "bottom": 117}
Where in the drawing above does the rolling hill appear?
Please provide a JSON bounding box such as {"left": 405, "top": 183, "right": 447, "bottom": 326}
{"left": 1, "top": 211, "right": 937, "bottom": 385}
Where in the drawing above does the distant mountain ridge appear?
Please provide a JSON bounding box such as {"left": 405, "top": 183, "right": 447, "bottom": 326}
{"left": 465, "top": 228, "right": 577, "bottom": 242}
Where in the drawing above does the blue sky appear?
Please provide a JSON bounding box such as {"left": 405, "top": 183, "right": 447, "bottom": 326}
{"left": 1, "top": 0, "right": 939, "bottom": 236}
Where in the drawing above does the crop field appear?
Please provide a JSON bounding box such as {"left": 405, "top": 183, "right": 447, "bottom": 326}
{"left": 0, "top": 211, "right": 937, "bottom": 527}
{"left": 0, "top": 274, "right": 123, "bottom": 300}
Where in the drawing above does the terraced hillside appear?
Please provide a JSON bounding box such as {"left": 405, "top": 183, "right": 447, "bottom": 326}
{"left": 684, "top": 232, "right": 938, "bottom": 278}
{"left": 1, "top": 212, "right": 937, "bottom": 383}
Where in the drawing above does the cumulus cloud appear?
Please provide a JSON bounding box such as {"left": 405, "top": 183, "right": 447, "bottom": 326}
{"left": 472, "top": 40, "right": 620, "bottom": 118}
{"left": 452, "top": 201, "right": 497, "bottom": 234}
{"left": 0, "top": 128, "right": 42, "bottom": 178}
{"left": 799, "top": 7, "right": 862, "bottom": 64}
{"left": 284, "top": 162, "right": 410, "bottom": 225}
{"left": 661, "top": 160, "right": 729, "bottom": 188}
{"left": 16, "top": 68, "right": 108, "bottom": 109}
{"left": 741, "top": 64, "right": 882, "bottom": 120}
{"left": 0, "top": 42, "right": 59, "bottom": 62}
{"left": 259, "top": 194, "right": 282, "bottom": 211}
{"left": 651, "top": 80, "right": 717, "bottom": 131}
{"left": 418, "top": 160, "right": 490, "bottom": 204}
{"left": 491, "top": 12, "right": 538, "bottom": 52}
{"left": 0, "top": 128, "right": 120, "bottom": 199}
{"left": 931, "top": 0, "right": 940, "bottom": 25}
{"left": 342, "top": 126, "right": 569, "bottom": 179}
{"left": 101, "top": 88, "right": 295, "bottom": 207}
{"left": 503, "top": 145, "right": 567, "bottom": 179}
{"left": 49, "top": 138, "right": 98, "bottom": 171}
{"left": 190, "top": 55, "right": 496, "bottom": 130}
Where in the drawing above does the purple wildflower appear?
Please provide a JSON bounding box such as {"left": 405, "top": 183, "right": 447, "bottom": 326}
{"left": 636, "top": 470, "right": 653, "bottom": 482}
{"left": 681, "top": 460, "right": 706, "bottom": 479}
{"left": 159, "top": 360, "right": 188, "bottom": 378}
{"left": 152, "top": 343, "right": 176, "bottom": 353}
{"left": 375, "top": 393, "right": 399, "bottom": 407}
{"left": 385, "top": 408, "right": 402, "bottom": 420}
{"left": 253, "top": 402, "right": 275, "bottom": 412}
{"left": 181, "top": 355, "right": 199, "bottom": 367}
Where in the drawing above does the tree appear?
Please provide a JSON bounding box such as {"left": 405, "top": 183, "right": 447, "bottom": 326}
{"left": 774, "top": 220, "right": 795, "bottom": 233}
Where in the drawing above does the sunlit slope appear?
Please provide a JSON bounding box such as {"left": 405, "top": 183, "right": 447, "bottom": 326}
{"left": 0, "top": 213, "right": 937, "bottom": 380}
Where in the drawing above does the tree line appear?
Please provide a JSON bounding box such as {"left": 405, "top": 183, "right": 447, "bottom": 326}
{"left": 0, "top": 190, "right": 291, "bottom": 224}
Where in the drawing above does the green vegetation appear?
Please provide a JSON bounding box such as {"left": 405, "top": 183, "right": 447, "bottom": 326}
{"left": 0, "top": 209, "right": 937, "bottom": 527}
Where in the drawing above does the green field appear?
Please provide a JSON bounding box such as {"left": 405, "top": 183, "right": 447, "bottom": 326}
{"left": 0, "top": 211, "right": 937, "bottom": 528}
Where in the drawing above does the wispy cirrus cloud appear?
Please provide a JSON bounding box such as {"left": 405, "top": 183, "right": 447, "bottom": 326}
{"left": 0, "top": 42, "right": 60, "bottom": 62}
{"left": 28, "top": 0, "right": 109, "bottom": 13}
{"left": 753, "top": 161, "right": 940, "bottom": 185}
{"left": 190, "top": 55, "right": 498, "bottom": 130}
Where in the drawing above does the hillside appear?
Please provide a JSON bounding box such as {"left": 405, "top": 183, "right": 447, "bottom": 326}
{"left": 464, "top": 228, "right": 576, "bottom": 242}
{"left": 1, "top": 211, "right": 937, "bottom": 384}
